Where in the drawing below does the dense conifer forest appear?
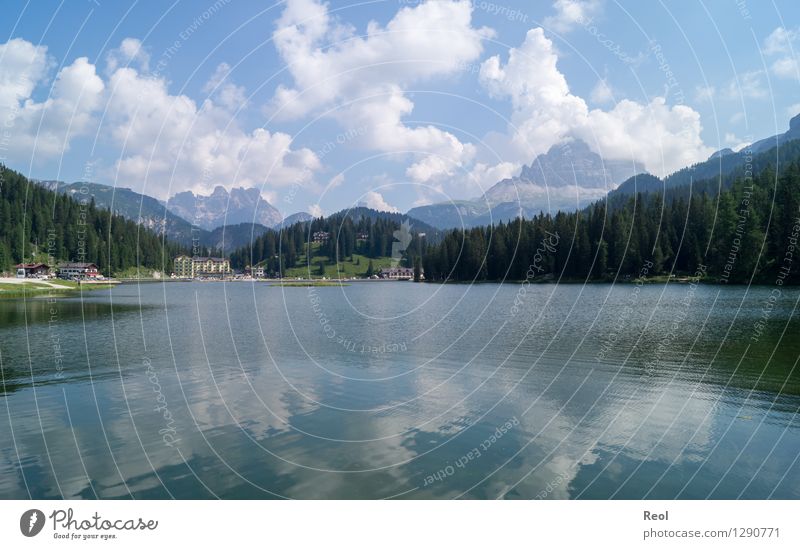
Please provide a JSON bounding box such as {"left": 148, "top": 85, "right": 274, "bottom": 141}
{"left": 0, "top": 165, "right": 185, "bottom": 275}
{"left": 420, "top": 161, "right": 800, "bottom": 284}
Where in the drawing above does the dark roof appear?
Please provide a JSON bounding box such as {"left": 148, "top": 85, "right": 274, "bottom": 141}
{"left": 190, "top": 256, "right": 228, "bottom": 262}
{"left": 15, "top": 263, "right": 49, "bottom": 269}
{"left": 58, "top": 262, "right": 98, "bottom": 269}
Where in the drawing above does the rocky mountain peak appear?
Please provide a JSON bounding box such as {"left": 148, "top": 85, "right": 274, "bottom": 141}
{"left": 166, "top": 186, "right": 282, "bottom": 230}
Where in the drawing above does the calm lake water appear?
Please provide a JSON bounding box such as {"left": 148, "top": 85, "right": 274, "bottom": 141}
{"left": 0, "top": 281, "right": 798, "bottom": 499}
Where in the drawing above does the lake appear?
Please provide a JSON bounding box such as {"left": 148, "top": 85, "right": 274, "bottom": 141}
{"left": 0, "top": 281, "right": 798, "bottom": 499}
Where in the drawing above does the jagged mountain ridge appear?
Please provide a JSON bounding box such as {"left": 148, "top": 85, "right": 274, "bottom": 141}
{"left": 408, "top": 139, "right": 641, "bottom": 229}
{"left": 167, "top": 186, "right": 283, "bottom": 231}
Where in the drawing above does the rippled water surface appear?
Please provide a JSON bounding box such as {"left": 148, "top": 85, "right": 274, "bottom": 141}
{"left": 1, "top": 281, "right": 798, "bottom": 499}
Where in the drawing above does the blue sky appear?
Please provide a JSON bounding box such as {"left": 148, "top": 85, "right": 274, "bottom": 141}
{"left": 1, "top": 0, "right": 798, "bottom": 217}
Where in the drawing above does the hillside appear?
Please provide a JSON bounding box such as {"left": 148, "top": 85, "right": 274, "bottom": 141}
{"left": 408, "top": 139, "right": 639, "bottom": 229}
{"left": 421, "top": 149, "right": 800, "bottom": 285}
{"left": 1, "top": 166, "right": 184, "bottom": 275}
{"left": 56, "top": 182, "right": 198, "bottom": 245}
{"left": 229, "top": 207, "right": 431, "bottom": 277}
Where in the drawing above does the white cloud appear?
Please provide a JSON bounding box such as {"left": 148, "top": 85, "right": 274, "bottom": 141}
{"left": 764, "top": 26, "right": 798, "bottom": 55}
{"left": 0, "top": 38, "right": 104, "bottom": 161}
{"left": 771, "top": 57, "right": 799, "bottom": 79}
{"left": 788, "top": 103, "right": 800, "bottom": 117}
{"left": 308, "top": 204, "right": 324, "bottom": 217}
{"left": 722, "top": 70, "right": 767, "bottom": 100}
{"left": 105, "top": 37, "right": 149, "bottom": 74}
{"left": 362, "top": 190, "right": 398, "bottom": 213}
{"left": 203, "top": 62, "right": 248, "bottom": 111}
{"left": 467, "top": 161, "right": 518, "bottom": 195}
{"left": 544, "top": 0, "right": 601, "bottom": 33}
{"left": 729, "top": 111, "right": 745, "bottom": 125}
{"left": 327, "top": 173, "right": 344, "bottom": 189}
{"left": 270, "top": 0, "right": 492, "bottom": 184}
{"left": 106, "top": 62, "right": 320, "bottom": 198}
{"left": 724, "top": 132, "right": 749, "bottom": 151}
{"left": 694, "top": 84, "right": 715, "bottom": 103}
{"left": 0, "top": 37, "right": 318, "bottom": 199}
{"left": 590, "top": 78, "right": 614, "bottom": 104}
{"left": 0, "top": 38, "right": 51, "bottom": 108}
{"left": 763, "top": 27, "right": 799, "bottom": 80}
{"left": 479, "top": 28, "right": 711, "bottom": 177}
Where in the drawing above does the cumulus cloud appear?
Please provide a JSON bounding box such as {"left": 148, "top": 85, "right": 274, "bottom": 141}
{"left": 764, "top": 26, "right": 799, "bottom": 79}
{"left": 308, "top": 204, "right": 324, "bottom": 217}
{"left": 467, "top": 161, "right": 519, "bottom": 196}
{"left": 590, "top": 78, "right": 614, "bottom": 104}
{"left": 270, "top": 0, "right": 492, "bottom": 184}
{"left": 543, "top": 0, "right": 601, "bottom": 33}
{"left": 0, "top": 38, "right": 51, "bottom": 108}
{"left": 722, "top": 70, "right": 767, "bottom": 100}
{"left": 0, "top": 38, "right": 104, "bottom": 161}
{"left": 694, "top": 84, "right": 715, "bottom": 103}
{"left": 362, "top": 190, "right": 398, "bottom": 213}
{"left": 105, "top": 37, "right": 149, "bottom": 74}
{"left": 203, "top": 62, "right": 248, "bottom": 111}
{"left": 106, "top": 63, "right": 320, "bottom": 198}
{"left": 0, "top": 37, "right": 319, "bottom": 199}
{"left": 479, "top": 28, "right": 712, "bottom": 177}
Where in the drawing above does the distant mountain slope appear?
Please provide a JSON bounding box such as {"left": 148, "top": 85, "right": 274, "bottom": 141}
{"left": 330, "top": 207, "right": 443, "bottom": 240}
{"left": 2, "top": 166, "right": 184, "bottom": 274}
{"left": 273, "top": 211, "right": 312, "bottom": 230}
{"left": 408, "top": 139, "right": 639, "bottom": 229}
{"left": 611, "top": 173, "right": 663, "bottom": 196}
{"left": 167, "top": 186, "right": 283, "bottom": 230}
{"left": 404, "top": 201, "right": 490, "bottom": 230}
{"left": 32, "top": 180, "right": 273, "bottom": 251}
{"left": 631, "top": 112, "right": 800, "bottom": 195}
{"left": 200, "top": 223, "right": 271, "bottom": 252}
{"left": 518, "top": 139, "right": 642, "bottom": 190}
{"left": 54, "top": 182, "right": 198, "bottom": 245}
{"left": 749, "top": 113, "right": 800, "bottom": 154}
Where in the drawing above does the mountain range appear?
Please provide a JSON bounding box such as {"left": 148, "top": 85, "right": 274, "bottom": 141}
{"left": 167, "top": 186, "right": 283, "bottom": 231}
{"left": 408, "top": 139, "right": 642, "bottom": 229}
{"left": 410, "top": 113, "right": 800, "bottom": 229}
{"left": 32, "top": 180, "right": 307, "bottom": 251}
{"left": 31, "top": 111, "right": 800, "bottom": 238}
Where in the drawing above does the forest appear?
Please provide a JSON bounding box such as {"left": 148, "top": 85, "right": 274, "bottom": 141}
{"left": 229, "top": 208, "right": 428, "bottom": 275}
{"left": 420, "top": 162, "right": 800, "bottom": 284}
{"left": 0, "top": 165, "right": 185, "bottom": 275}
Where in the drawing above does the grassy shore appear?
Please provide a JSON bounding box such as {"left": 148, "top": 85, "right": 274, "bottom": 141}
{"left": 270, "top": 281, "right": 351, "bottom": 287}
{"left": 0, "top": 279, "right": 115, "bottom": 298}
